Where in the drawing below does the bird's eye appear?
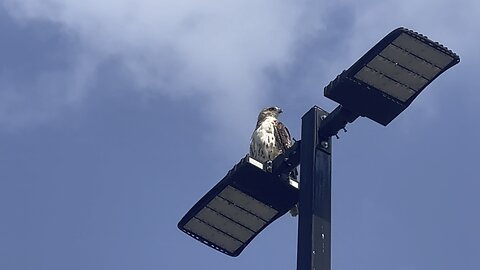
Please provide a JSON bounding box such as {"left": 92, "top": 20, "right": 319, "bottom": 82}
{"left": 268, "top": 107, "right": 275, "bottom": 111}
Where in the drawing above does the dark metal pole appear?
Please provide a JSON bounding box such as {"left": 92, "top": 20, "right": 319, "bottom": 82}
{"left": 297, "top": 106, "right": 332, "bottom": 270}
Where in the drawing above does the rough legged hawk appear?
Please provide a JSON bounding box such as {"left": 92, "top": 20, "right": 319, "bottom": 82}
{"left": 249, "top": 106, "right": 298, "bottom": 216}
{"left": 250, "top": 106, "right": 293, "bottom": 163}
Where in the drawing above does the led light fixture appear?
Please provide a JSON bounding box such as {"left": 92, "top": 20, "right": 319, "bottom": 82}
{"left": 178, "top": 155, "right": 298, "bottom": 257}
{"left": 325, "top": 27, "right": 460, "bottom": 125}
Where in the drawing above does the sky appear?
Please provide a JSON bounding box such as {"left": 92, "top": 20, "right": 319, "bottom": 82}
{"left": 0, "top": 0, "right": 479, "bottom": 269}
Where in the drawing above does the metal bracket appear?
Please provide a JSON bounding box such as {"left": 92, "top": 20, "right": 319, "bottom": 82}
{"left": 271, "top": 140, "right": 301, "bottom": 182}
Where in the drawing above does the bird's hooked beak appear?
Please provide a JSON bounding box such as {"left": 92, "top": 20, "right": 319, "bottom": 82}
{"left": 277, "top": 107, "right": 283, "bottom": 114}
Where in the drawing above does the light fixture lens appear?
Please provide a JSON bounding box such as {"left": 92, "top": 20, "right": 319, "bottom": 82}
{"left": 207, "top": 196, "right": 266, "bottom": 231}
{"left": 392, "top": 33, "right": 454, "bottom": 69}
{"left": 379, "top": 44, "right": 440, "bottom": 80}
{"left": 354, "top": 66, "right": 415, "bottom": 102}
{"left": 184, "top": 218, "right": 243, "bottom": 253}
{"left": 219, "top": 186, "right": 278, "bottom": 221}
{"left": 365, "top": 55, "right": 429, "bottom": 91}
{"left": 354, "top": 33, "right": 457, "bottom": 103}
{"left": 195, "top": 207, "right": 254, "bottom": 242}
{"left": 181, "top": 185, "right": 279, "bottom": 255}
{"left": 178, "top": 155, "right": 300, "bottom": 256}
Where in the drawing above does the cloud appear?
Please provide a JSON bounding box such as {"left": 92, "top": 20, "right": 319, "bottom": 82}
{"left": 341, "top": 0, "right": 479, "bottom": 58}
{"left": 2, "top": 0, "right": 478, "bottom": 139}
{"left": 1, "top": 0, "right": 322, "bottom": 136}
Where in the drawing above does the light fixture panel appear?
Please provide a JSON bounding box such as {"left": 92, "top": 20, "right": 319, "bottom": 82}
{"left": 207, "top": 196, "right": 266, "bottom": 231}
{"left": 354, "top": 66, "right": 415, "bottom": 102}
{"left": 379, "top": 44, "right": 442, "bottom": 80}
{"left": 195, "top": 207, "right": 255, "bottom": 242}
{"left": 325, "top": 27, "right": 459, "bottom": 126}
{"left": 364, "top": 55, "right": 429, "bottom": 91}
{"left": 183, "top": 218, "right": 243, "bottom": 253}
{"left": 178, "top": 155, "right": 299, "bottom": 257}
{"left": 218, "top": 186, "right": 278, "bottom": 221}
{"left": 392, "top": 33, "right": 454, "bottom": 69}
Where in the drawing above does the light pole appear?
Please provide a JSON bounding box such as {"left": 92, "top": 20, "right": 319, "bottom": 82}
{"left": 178, "top": 27, "right": 459, "bottom": 270}
{"left": 296, "top": 106, "right": 332, "bottom": 270}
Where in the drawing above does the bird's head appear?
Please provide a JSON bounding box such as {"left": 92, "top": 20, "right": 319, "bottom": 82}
{"left": 257, "top": 106, "right": 283, "bottom": 121}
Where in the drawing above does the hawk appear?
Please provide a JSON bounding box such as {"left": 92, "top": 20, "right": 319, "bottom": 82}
{"left": 249, "top": 106, "right": 298, "bottom": 216}
{"left": 249, "top": 106, "right": 293, "bottom": 164}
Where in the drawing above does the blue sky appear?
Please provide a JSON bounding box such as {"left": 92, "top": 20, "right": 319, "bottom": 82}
{"left": 1, "top": 1, "right": 479, "bottom": 269}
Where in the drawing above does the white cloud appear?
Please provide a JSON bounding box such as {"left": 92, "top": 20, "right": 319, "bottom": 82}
{"left": 2, "top": 0, "right": 478, "bottom": 139}
{"left": 320, "top": 0, "right": 479, "bottom": 58}
{"left": 1, "top": 0, "right": 321, "bottom": 136}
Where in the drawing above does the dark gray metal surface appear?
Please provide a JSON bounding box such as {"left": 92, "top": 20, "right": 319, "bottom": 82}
{"left": 297, "top": 106, "right": 332, "bottom": 270}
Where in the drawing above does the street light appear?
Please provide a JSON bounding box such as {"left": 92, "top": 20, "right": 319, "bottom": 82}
{"left": 178, "top": 27, "right": 459, "bottom": 270}
{"left": 178, "top": 155, "right": 299, "bottom": 257}
{"left": 325, "top": 27, "right": 460, "bottom": 126}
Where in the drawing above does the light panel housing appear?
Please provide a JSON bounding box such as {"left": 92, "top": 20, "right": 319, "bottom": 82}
{"left": 178, "top": 155, "right": 299, "bottom": 257}
{"left": 325, "top": 27, "right": 460, "bottom": 126}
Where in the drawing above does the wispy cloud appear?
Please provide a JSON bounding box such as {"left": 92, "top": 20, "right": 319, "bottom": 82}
{"left": 1, "top": 0, "right": 322, "bottom": 137}
{"left": 2, "top": 0, "right": 478, "bottom": 138}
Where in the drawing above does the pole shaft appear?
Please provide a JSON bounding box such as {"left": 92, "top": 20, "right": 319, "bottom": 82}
{"left": 297, "top": 106, "right": 332, "bottom": 270}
